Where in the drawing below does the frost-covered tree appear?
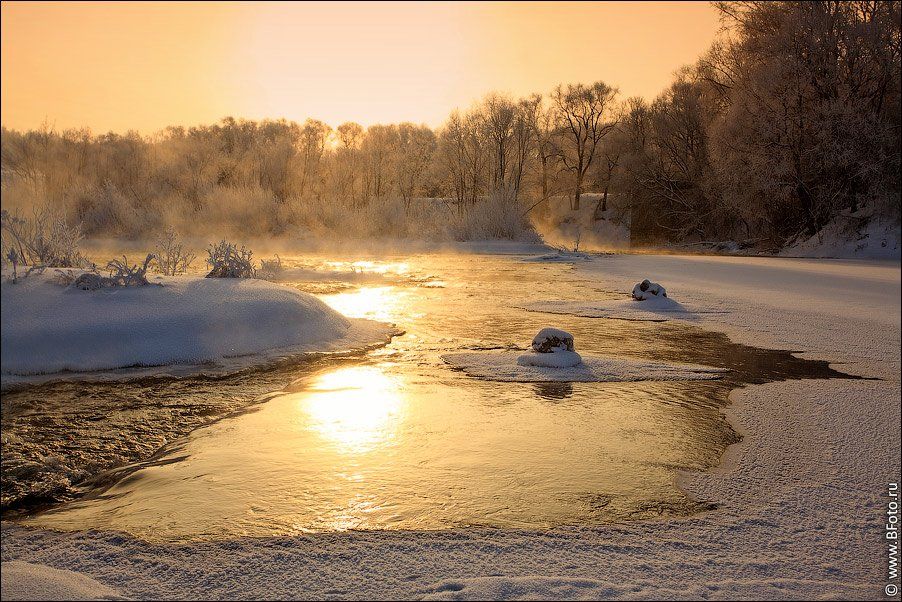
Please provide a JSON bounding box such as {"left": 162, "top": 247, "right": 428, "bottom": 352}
{"left": 551, "top": 82, "right": 620, "bottom": 211}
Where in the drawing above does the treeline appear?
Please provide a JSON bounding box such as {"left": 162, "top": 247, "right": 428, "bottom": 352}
{"left": 1, "top": 1, "right": 899, "bottom": 246}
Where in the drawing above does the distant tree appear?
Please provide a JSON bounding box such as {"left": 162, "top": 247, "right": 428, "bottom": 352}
{"left": 551, "top": 81, "right": 620, "bottom": 210}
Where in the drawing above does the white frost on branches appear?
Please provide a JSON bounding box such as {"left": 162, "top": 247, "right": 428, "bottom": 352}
{"left": 153, "top": 227, "right": 196, "bottom": 276}
{"left": 205, "top": 240, "right": 256, "bottom": 278}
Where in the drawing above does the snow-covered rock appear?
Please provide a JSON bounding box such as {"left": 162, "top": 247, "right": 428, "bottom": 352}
{"left": 530, "top": 327, "right": 575, "bottom": 353}
{"left": 520, "top": 328, "right": 582, "bottom": 367}
{"left": 632, "top": 279, "right": 667, "bottom": 300}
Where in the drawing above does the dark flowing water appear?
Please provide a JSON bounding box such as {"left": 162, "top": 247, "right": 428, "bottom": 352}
{"left": 1, "top": 252, "right": 854, "bottom": 541}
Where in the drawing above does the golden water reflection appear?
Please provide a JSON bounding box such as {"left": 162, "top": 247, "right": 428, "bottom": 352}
{"left": 320, "top": 286, "right": 410, "bottom": 321}
{"left": 299, "top": 366, "right": 405, "bottom": 454}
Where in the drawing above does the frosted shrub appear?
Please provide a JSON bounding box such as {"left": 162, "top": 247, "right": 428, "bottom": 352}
{"left": 56, "top": 254, "right": 154, "bottom": 290}
{"left": 1, "top": 208, "right": 87, "bottom": 268}
{"left": 447, "top": 190, "right": 541, "bottom": 242}
{"left": 4, "top": 247, "right": 45, "bottom": 283}
{"left": 259, "top": 255, "right": 284, "bottom": 279}
{"left": 205, "top": 240, "right": 256, "bottom": 278}
{"left": 153, "top": 227, "right": 196, "bottom": 275}
{"left": 106, "top": 254, "right": 154, "bottom": 286}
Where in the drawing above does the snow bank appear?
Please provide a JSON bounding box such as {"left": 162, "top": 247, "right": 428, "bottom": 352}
{"left": 1, "top": 561, "right": 126, "bottom": 601}
{"left": 1, "top": 271, "right": 395, "bottom": 386}
{"left": 443, "top": 350, "right": 724, "bottom": 382}
{"left": 781, "top": 215, "right": 901, "bottom": 260}
{"left": 521, "top": 251, "right": 593, "bottom": 263}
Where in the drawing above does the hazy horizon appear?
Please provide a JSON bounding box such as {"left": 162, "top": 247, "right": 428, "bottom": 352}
{"left": 1, "top": 1, "right": 722, "bottom": 134}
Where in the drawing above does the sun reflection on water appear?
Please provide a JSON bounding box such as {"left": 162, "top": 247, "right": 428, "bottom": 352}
{"left": 299, "top": 365, "right": 405, "bottom": 454}
{"left": 324, "top": 260, "right": 410, "bottom": 275}
{"left": 320, "top": 286, "right": 410, "bottom": 321}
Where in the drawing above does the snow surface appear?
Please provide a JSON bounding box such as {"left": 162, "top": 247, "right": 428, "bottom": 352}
{"left": 1, "top": 271, "right": 395, "bottom": 387}
{"left": 1, "top": 561, "right": 126, "bottom": 601}
{"left": 517, "top": 296, "right": 726, "bottom": 322}
{"left": 520, "top": 251, "right": 594, "bottom": 263}
{"left": 1, "top": 252, "right": 899, "bottom": 600}
{"left": 517, "top": 349, "right": 583, "bottom": 368}
{"left": 444, "top": 350, "right": 723, "bottom": 382}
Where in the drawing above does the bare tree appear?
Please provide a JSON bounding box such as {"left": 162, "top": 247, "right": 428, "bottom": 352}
{"left": 551, "top": 81, "right": 620, "bottom": 211}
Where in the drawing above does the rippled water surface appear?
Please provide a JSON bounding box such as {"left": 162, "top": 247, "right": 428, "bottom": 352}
{"left": 3, "top": 252, "right": 850, "bottom": 540}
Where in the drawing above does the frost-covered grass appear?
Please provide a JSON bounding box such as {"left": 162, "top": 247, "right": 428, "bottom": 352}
{"left": 0, "top": 270, "right": 394, "bottom": 386}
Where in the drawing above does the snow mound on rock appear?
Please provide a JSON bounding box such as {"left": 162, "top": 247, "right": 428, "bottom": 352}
{"left": 632, "top": 279, "right": 667, "bottom": 300}
{"left": 530, "top": 327, "right": 575, "bottom": 352}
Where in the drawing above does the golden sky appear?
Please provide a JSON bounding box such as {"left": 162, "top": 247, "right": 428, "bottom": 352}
{"left": 1, "top": 1, "right": 722, "bottom": 133}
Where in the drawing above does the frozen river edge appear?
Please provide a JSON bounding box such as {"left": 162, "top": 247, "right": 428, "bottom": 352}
{"left": 2, "top": 252, "right": 900, "bottom": 600}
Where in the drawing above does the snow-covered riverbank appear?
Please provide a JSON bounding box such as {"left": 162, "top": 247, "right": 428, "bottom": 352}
{"left": 1, "top": 252, "right": 899, "bottom": 600}
{"left": 1, "top": 272, "right": 396, "bottom": 388}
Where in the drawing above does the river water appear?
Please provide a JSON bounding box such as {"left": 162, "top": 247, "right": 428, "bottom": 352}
{"left": 1, "top": 251, "right": 851, "bottom": 541}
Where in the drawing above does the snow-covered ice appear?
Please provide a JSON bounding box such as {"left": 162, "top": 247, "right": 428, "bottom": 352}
{"left": 1, "top": 271, "right": 395, "bottom": 387}
{"left": 517, "top": 296, "right": 723, "bottom": 322}
{"left": 444, "top": 350, "right": 723, "bottom": 382}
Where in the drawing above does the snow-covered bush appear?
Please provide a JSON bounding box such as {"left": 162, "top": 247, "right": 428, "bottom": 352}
{"left": 1, "top": 208, "right": 87, "bottom": 268}
{"left": 259, "top": 255, "right": 284, "bottom": 279}
{"left": 205, "top": 240, "right": 256, "bottom": 278}
{"left": 4, "top": 246, "right": 45, "bottom": 283}
{"left": 57, "top": 254, "right": 154, "bottom": 290}
{"left": 446, "top": 190, "right": 541, "bottom": 242}
{"left": 153, "top": 227, "right": 196, "bottom": 275}
{"left": 632, "top": 279, "right": 667, "bottom": 300}
{"left": 106, "top": 254, "right": 154, "bottom": 286}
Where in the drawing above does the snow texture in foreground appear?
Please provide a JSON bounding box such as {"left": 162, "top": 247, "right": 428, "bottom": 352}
{"left": 1, "top": 271, "right": 394, "bottom": 385}
{"left": 443, "top": 350, "right": 724, "bottom": 382}
{"left": 517, "top": 296, "right": 725, "bottom": 322}
{"left": 1, "top": 561, "right": 126, "bottom": 601}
